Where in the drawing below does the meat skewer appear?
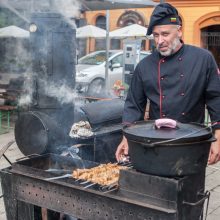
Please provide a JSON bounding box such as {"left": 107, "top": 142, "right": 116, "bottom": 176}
{"left": 72, "top": 163, "right": 128, "bottom": 186}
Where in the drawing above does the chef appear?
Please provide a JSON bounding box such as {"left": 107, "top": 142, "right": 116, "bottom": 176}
{"left": 115, "top": 3, "right": 220, "bottom": 164}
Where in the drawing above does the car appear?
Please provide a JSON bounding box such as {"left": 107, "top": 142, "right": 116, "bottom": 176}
{"left": 75, "top": 50, "right": 151, "bottom": 95}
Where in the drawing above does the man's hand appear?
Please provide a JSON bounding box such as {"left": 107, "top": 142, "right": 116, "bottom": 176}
{"left": 208, "top": 130, "right": 220, "bottom": 165}
{"left": 115, "top": 136, "right": 129, "bottom": 162}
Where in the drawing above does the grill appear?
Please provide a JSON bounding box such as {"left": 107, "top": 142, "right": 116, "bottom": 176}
{"left": 0, "top": 154, "right": 209, "bottom": 220}
{"left": 75, "top": 123, "right": 123, "bottom": 163}
{"left": 73, "top": 98, "right": 124, "bottom": 163}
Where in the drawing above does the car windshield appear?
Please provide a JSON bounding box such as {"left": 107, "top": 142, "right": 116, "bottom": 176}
{"left": 78, "top": 51, "right": 116, "bottom": 65}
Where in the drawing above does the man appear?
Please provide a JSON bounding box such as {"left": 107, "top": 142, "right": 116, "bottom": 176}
{"left": 116, "top": 3, "right": 220, "bottom": 165}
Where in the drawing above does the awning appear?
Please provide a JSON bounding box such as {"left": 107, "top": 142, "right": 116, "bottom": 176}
{"left": 110, "top": 24, "right": 148, "bottom": 39}
{"left": 81, "top": 0, "right": 157, "bottom": 11}
{"left": 0, "top": 25, "right": 30, "bottom": 38}
{"left": 76, "top": 25, "right": 106, "bottom": 38}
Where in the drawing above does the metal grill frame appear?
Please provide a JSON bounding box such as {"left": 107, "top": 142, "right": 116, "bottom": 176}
{"left": 0, "top": 154, "right": 208, "bottom": 220}
{"left": 1, "top": 168, "right": 177, "bottom": 220}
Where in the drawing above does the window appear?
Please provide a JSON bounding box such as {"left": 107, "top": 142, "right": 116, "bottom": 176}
{"left": 96, "top": 16, "right": 106, "bottom": 30}
{"left": 96, "top": 16, "right": 106, "bottom": 51}
{"left": 111, "top": 54, "right": 123, "bottom": 67}
{"left": 111, "top": 39, "right": 121, "bottom": 50}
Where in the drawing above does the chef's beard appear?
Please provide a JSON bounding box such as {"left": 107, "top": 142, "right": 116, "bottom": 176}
{"left": 158, "top": 37, "right": 181, "bottom": 57}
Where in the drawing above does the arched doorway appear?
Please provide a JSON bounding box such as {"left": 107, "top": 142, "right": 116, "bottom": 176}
{"left": 117, "top": 10, "right": 146, "bottom": 27}
{"left": 115, "top": 10, "right": 147, "bottom": 50}
{"left": 194, "top": 12, "right": 220, "bottom": 67}
{"left": 201, "top": 25, "right": 220, "bottom": 67}
{"left": 95, "top": 15, "right": 106, "bottom": 51}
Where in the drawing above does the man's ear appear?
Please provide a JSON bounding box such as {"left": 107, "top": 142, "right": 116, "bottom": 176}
{"left": 178, "top": 26, "right": 183, "bottom": 39}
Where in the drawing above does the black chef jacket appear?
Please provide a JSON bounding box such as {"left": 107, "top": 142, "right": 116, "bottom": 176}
{"left": 123, "top": 44, "right": 220, "bottom": 130}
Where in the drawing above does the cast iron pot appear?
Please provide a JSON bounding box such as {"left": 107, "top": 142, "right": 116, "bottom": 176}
{"left": 123, "top": 120, "right": 215, "bottom": 177}
{"left": 15, "top": 111, "right": 67, "bottom": 155}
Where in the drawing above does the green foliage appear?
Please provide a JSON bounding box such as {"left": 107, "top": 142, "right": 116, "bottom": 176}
{"left": 0, "top": 9, "right": 8, "bottom": 28}
{"left": 0, "top": 8, "right": 27, "bottom": 28}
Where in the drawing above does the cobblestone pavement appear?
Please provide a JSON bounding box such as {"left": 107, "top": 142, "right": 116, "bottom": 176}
{"left": 0, "top": 130, "right": 220, "bottom": 220}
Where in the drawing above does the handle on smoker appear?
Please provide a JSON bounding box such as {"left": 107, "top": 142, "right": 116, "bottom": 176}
{"left": 16, "top": 154, "right": 41, "bottom": 162}
{"left": 183, "top": 191, "right": 210, "bottom": 220}
{"left": 183, "top": 191, "right": 210, "bottom": 206}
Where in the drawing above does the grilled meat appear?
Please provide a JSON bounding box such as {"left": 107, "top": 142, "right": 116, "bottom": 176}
{"left": 72, "top": 163, "right": 128, "bottom": 186}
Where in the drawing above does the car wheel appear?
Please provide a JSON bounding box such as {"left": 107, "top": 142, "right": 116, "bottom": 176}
{"left": 87, "top": 78, "right": 105, "bottom": 96}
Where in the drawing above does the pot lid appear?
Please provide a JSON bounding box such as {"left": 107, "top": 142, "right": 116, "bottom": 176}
{"left": 123, "top": 120, "right": 213, "bottom": 145}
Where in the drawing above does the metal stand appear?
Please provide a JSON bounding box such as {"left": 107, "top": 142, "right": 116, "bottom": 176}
{"left": 0, "top": 140, "right": 15, "bottom": 164}
{"left": 0, "top": 140, "right": 14, "bottom": 199}
{"left": 0, "top": 106, "right": 16, "bottom": 134}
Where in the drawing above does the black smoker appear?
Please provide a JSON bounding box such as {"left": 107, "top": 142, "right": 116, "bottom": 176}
{"left": 15, "top": 12, "right": 76, "bottom": 154}
{"left": 14, "top": 12, "right": 123, "bottom": 163}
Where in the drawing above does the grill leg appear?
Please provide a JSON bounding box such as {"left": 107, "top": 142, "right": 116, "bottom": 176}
{"left": 181, "top": 172, "right": 206, "bottom": 220}
{"left": 0, "top": 110, "right": 2, "bottom": 133}
{"left": 17, "top": 201, "right": 34, "bottom": 220}
{"left": 1, "top": 170, "right": 18, "bottom": 220}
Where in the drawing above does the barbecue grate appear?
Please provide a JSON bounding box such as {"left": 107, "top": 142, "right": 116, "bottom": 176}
{"left": 0, "top": 154, "right": 209, "bottom": 220}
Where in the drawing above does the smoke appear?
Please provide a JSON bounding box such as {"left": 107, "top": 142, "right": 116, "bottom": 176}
{"left": 0, "top": 0, "right": 30, "bottom": 23}
{"left": 52, "top": 0, "right": 81, "bottom": 28}
{"left": 0, "top": 37, "right": 31, "bottom": 108}
{"left": 17, "top": 71, "right": 35, "bottom": 107}
{"left": 18, "top": 75, "right": 87, "bottom": 108}
{"left": 0, "top": 0, "right": 81, "bottom": 26}
{"left": 44, "top": 81, "right": 80, "bottom": 105}
{"left": 0, "top": 37, "right": 30, "bottom": 73}
{"left": 53, "top": 0, "right": 81, "bottom": 18}
{"left": 0, "top": 0, "right": 83, "bottom": 107}
{"left": 18, "top": 77, "right": 85, "bottom": 108}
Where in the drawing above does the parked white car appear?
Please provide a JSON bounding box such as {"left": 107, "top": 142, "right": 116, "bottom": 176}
{"left": 75, "top": 50, "right": 151, "bottom": 95}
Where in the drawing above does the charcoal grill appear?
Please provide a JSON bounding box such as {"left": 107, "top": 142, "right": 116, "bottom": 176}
{"left": 1, "top": 154, "right": 209, "bottom": 220}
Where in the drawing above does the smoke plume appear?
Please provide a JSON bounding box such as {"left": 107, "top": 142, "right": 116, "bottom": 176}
{"left": 0, "top": 0, "right": 83, "bottom": 107}
{"left": 44, "top": 81, "right": 80, "bottom": 105}
{"left": 53, "top": 0, "right": 81, "bottom": 18}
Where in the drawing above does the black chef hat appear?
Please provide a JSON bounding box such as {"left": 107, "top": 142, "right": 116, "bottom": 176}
{"left": 147, "top": 3, "right": 181, "bottom": 35}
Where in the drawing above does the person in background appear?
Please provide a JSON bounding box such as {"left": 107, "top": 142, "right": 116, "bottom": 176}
{"left": 115, "top": 3, "right": 220, "bottom": 165}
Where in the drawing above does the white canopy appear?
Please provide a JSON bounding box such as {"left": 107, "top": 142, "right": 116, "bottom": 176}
{"left": 0, "top": 25, "right": 30, "bottom": 38}
{"left": 76, "top": 25, "right": 107, "bottom": 39}
{"left": 110, "top": 24, "right": 148, "bottom": 39}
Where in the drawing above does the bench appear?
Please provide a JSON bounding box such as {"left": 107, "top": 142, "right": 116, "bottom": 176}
{"left": 0, "top": 105, "right": 17, "bottom": 134}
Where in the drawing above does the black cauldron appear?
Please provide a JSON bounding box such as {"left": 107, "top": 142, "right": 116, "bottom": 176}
{"left": 123, "top": 120, "right": 215, "bottom": 176}
{"left": 15, "top": 111, "right": 68, "bottom": 155}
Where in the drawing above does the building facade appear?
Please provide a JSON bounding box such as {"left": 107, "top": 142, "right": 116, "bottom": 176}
{"left": 82, "top": 0, "right": 220, "bottom": 66}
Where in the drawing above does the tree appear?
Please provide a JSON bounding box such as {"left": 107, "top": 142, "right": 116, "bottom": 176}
{"left": 0, "top": 8, "right": 27, "bottom": 28}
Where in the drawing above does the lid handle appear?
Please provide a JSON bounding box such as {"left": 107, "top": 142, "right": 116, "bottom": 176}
{"left": 155, "top": 118, "right": 177, "bottom": 129}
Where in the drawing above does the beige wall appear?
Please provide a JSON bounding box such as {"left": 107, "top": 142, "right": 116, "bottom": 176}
{"left": 177, "top": 6, "right": 220, "bottom": 45}
{"left": 83, "top": 1, "right": 220, "bottom": 51}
